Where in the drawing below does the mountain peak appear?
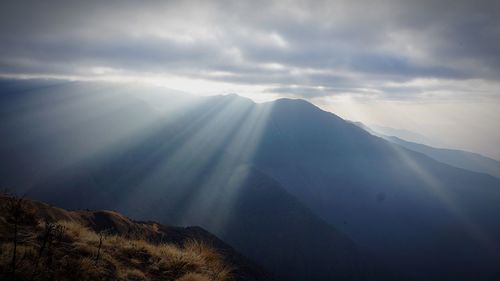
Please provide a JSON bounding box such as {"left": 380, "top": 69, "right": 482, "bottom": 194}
{"left": 274, "top": 97, "right": 316, "bottom": 106}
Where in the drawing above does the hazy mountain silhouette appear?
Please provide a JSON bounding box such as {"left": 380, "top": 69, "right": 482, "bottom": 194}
{"left": 365, "top": 123, "right": 444, "bottom": 147}
{"left": 386, "top": 136, "right": 500, "bottom": 179}
{"left": 1, "top": 79, "right": 500, "bottom": 281}
{"left": 251, "top": 99, "right": 500, "bottom": 281}
{"left": 353, "top": 121, "right": 500, "bottom": 179}
{"left": 0, "top": 80, "right": 385, "bottom": 281}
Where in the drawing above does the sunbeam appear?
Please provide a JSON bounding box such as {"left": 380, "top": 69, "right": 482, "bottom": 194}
{"left": 387, "top": 142, "right": 500, "bottom": 256}
{"left": 178, "top": 100, "right": 275, "bottom": 232}
{"left": 7, "top": 82, "right": 171, "bottom": 193}
{"left": 2, "top": 1, "right": 500, "bottom": 280}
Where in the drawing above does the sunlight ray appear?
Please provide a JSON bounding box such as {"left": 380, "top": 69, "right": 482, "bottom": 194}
{"left": 178, "top": 101, "right": 275, "bottom": 231}
{"left": 388, "top": 143, "right": 500, "bottom": 255}
{"left": 110, "top": 96, "right": 256, "bottom": 211}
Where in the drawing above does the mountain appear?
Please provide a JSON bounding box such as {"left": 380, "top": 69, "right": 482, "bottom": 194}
{"left": 365, "top": 123, "right": 444, "bottom": 147}
{"left": 0, "top": 80, "right": 385, "bottom": 281}
{"left": 386, "top": 136, "right": 500, "bottom": 179}
{"left": 0, "top": 193, "right": 276, "bottom": 281}
{"left": 250, "top": 100, "right": 500, "bottom": 281}
{"left": 353, "top": 121, "right": 500, "bottom": 179}
{"left": 2, "top": 79, "right": 500, "bottom": 281}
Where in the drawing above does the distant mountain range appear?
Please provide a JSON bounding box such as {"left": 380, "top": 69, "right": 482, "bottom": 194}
{"left": 1, "top": 79, "right": 500, "bottom": 281}
{"left": 354, "top": 121, "right": 500, "bottom": 179}
{"left": 363, "top": 123, "right": 444, "bottom": 147}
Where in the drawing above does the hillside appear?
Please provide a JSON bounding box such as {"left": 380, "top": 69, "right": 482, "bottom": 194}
{"left": 2, "top": 80, "right": 500, "bottom": 280}
{"left": 251, "top": 98, "right": 500, "bottom": 281}
{"left": 0, "top": 194, "right": 276, "bottom": 281}
{"left": 0, "top": 80, "right": 386, "bottom": 281}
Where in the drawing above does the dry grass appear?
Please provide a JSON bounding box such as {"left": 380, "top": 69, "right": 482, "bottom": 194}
{"left": 0, "top": 199, "right": 233, "bottom": 281}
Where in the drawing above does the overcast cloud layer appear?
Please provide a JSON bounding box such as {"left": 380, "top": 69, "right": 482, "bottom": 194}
{"left": 1, "top": 0, "right": 500, "bottom": 99}
{"left": 1, "top": 0, "right": 500, "bottom": 157}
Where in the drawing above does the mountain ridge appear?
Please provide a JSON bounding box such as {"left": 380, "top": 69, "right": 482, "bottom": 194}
{"left": 0, "top": 193, "right": 278, "bottom": 281}
{"left": 352, "top": 121, "right": 500, "bottom": 178}
{"left": 2, "top": 80, "right": 500, "bottom": 281}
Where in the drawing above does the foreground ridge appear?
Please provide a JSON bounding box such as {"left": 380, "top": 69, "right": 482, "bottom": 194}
{"left": 0, "top": 193, "right": 276, "bottom": 281}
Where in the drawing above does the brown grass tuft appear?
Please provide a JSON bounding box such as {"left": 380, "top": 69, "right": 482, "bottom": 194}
{"left": 0, "top": 195, "right": 233, "bottom": 281}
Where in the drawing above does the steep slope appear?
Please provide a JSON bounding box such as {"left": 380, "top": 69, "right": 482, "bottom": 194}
{"left": 0, "top": 194, "right": 277, "bottom": 281}
{"left": 250, "top": 99, "right": 500, "bottom": 281}
{"left": 2, "top": 79, "right": 500, "bottom": 280}
{"left": 0, "top": 80, "right": 382, "bottom": 281}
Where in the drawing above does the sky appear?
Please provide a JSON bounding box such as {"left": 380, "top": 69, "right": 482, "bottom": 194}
{"left": 1, "top": 0, "right": 500, "bottom": 158}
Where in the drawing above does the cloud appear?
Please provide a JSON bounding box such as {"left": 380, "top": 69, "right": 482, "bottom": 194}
{"left": 0, "top": 0, "right": 499, "bottom": 100}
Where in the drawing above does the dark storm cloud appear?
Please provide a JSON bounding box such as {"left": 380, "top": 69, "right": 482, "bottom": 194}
{"left": 0, "top": 0, "right": 499, "bottom": 99}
